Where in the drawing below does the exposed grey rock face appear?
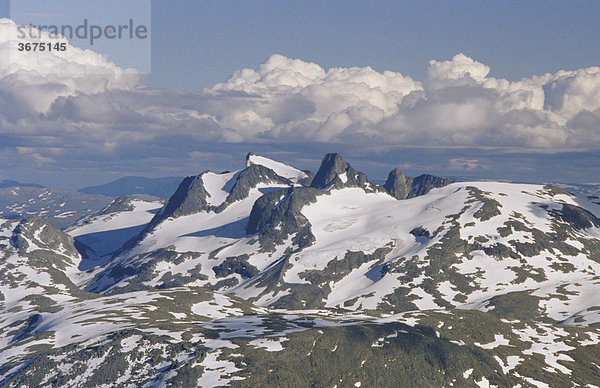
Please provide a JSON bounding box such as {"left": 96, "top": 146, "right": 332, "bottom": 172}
{"left": 213, "top": 255, "right": 259, "bottom": 279}
{"left": 11, "top": 216, "right": 80, "bottom": 260}
{"left": 410, "top": 174, "right": 454, "bottom": 197}
{"left": 246, "top": 190, "right": 287, "bottom": 236}
{"left": 383, "top": 168, "right": 454, "bottom": 199}
{"left": 383, "top": 169, "right": 411, "bottom": 199}
{"left": 310, "top": 153, "right": 368, "bottom": 190}
{"left": 96, "top": 196, "right": 137, "bottom": 215}
{"left": 247, "top": 187, "right": 321, "bottom": 250}
{"left": 310, "top": 153, "right": 351, "bottom": 189}
{"left": 215, "top": 164, "right": 291, "bottom": 212}
{"left": 310, "top": 153, "right": 381, "bottom": 192}
{"left": 153, "top": 175, "right": 211, "bottom": 222}
{"left": 2, "top": 217, "right": 85, "bottom": 304}
{"left": 554, "top": 203, "right": 600, "bottom": 230}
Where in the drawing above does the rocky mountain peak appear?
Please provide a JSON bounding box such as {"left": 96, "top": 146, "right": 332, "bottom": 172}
{"left": 4, "top": 153, "right": 600, "bottom": 387}
{"left": 246, "top": 186, "right": 321, "bottom": 250}
{"left": 116, "top": 175, "right": 212, "bottom": 254}
{"left": 245, "top": 152, "right": 258, "bottom": 167}
{"left": 152, "top": 174, "right": 210, "bottom": 222}
{"left": 11, "top": 216, "right": 79, "bottom": 257}
{"left": 383, "top": 168, "right": 454, "bottom": 199}
{"left": 215, "top": 164, "right": 292, "bottom": 211}
{"left": 98, "top": 196, "right": 137, "bottom": 215}
{"left": 245, "top": 152, "right": 313, "bottom": 185}
{"left": 310, "top": 153, "right": 348, "bottom": 189}
{"left": 116, "top": 158, "right": 299, "bottom": 256}
{"left": 383, "top": 168, "right": 410, "bottom": 199}
{"left": 309, "top": 153, "right": 377, "bottom": 191}
{"left": 9, "top": 217, "right": 81, "bottom": 273}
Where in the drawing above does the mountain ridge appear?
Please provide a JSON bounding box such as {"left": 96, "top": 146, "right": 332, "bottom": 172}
{"left": 2, "top": 152, "right": 600, "bottom": 387}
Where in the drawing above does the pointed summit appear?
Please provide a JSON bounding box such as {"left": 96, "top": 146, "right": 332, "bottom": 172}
{"left": 383, "top": 169, "right": 410, "bottom": 200}
{"left": 310, "top": 153, "right": 377, "bottom": 191}
{"left": 245, "top": 152, "right": 257, "bottom": 167}
{"left": 116, "top": 154, "right": 301, "bottom": 256}
{"left": 310, "top": 153, "right": 348, "bottom": 189}
{"left": 216, "top": 163, "right": 291, "bottom": 210}
{"left": 153, "top": 174, "right": 211, "bottom": 222}
{"left": 150, "top": 153, "right": 307, "bottom": 224}
{"left": 245, "top": 152, "right": 312, "bottom": 184}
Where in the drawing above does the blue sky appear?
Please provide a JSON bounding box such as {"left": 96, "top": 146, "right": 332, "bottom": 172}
{"left": 7, "top": 0, "right": 151, "bottom": 72}
{"left": 7, "top": 1, "right": 597, "bottom": 88}
{"left": 2, "top": 0, "right": 598, "bottom": 88}
{"left": 146, "top": 0, "right": 600, "bottom": 89}
{"left": 1, "top": 1, "right": 599, "bottom": 188}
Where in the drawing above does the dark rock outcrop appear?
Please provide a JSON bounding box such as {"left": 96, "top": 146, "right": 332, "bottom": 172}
{"left": 213, "top": 255, "right": 259, "bottom": 279}
{"left": 153, "top": 175, "right": 211, "bottom": 223}
{"left": 554, "top": 203, "right": 600, "bottom": 230}
{"left": 384, "top": 169, "right": 454, "bottom": 199}
{"left": 215, "top": 164, "right": 291, "bottom": 212}
{"left": 118, "top": 162, "right": 296, "bottom": 256}
{"left": 410, "top": 174, "right": 454, "bottom": 197}
{"left": 97, "top": 196, "right": 137, "bottom": 215}
{"left": 247, "top": 187, "right": 321, "bottom": 251}
{"left": 11, "top": 216, "right": 80, "bottom": 260}
{"left": 310, "top": 153, "right": 381, "bottom": 192}
{"left": 383, "top": 169, "right": 411, "bottom": 199}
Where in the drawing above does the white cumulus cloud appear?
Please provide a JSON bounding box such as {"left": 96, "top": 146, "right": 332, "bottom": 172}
{"left": 200, "top": 52, "right": 600, "bottom": 150}
{"left": 0, "top": 18, "right": 138, "bottom": 117}
{"left": 1, "top": 17, "right": 599, "bottom": 184}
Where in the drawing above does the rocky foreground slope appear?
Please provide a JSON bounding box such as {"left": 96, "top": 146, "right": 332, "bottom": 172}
{"left": 1, "top": 153, "right": 600, "bottom": 387}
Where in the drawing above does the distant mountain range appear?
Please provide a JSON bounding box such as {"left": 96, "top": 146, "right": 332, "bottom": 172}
{"left": 0, "top": 179, "right": 44, "bottom": 189}
{"left": 1, "top": 153, "right": 600, "bottom": 386}
{"left": 0, "top": 176, "right": 180, "bottom": 229}
{"left": 0, "top": 186, "right": 112, "bottom": 229}
{"left": 552, "top": 182, "right": 600, "bottom": 198}
{"left": 78, "top": 176, "right": 184, "bottom": 199}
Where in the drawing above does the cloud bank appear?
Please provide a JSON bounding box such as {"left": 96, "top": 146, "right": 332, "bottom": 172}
{"left": 1, "top": 18, "right": 599, "bottom": 184}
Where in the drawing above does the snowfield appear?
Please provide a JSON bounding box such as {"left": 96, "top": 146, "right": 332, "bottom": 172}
{"left": 2, "top": 153, "right": 600, "bottom": 387}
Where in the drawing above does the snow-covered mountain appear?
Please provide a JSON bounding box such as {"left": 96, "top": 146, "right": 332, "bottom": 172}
{"left": 83, "top": 153, "right": 600, "bottom": 323}
{"left": 0, "top": 180, "right": 44, "bottom": 189}
{"left": 1, "top": 152, "right": 600, "bottom": 387}
{"left": 66, "top": 196, "right": 165, "bottom": 269}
